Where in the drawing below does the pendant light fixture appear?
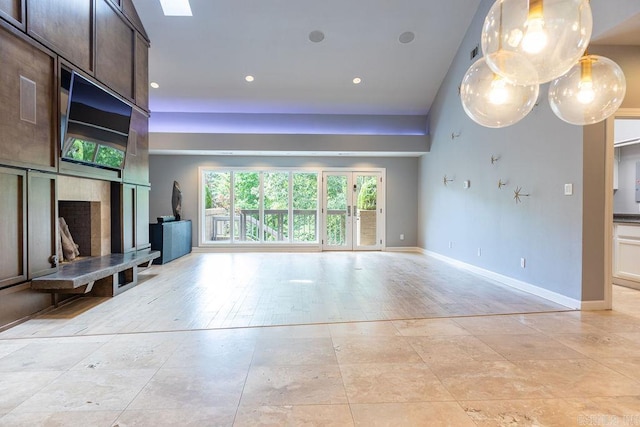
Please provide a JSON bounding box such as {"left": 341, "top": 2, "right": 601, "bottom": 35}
{"left": 481, "top": 0, "right": 592, "bottom": 85}
{"left": 460, "top": 57, "right": 539, "bottom": 128}
{"left": 548, "top": 53, "right": 626, "bottom": 125}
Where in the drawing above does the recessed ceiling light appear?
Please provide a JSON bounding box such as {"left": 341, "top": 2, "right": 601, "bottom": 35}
{"left": 245, "top": 75, "right": 255, "bottom": 82}
{"left": 150, "top": 82, "right": 160, "bottom": 89}
{"left": 309, "top": 30, "right": 325, "bottom": 43}
{"left": 399, "top": 31, "right": 415, "bottom": 44}
{"left": 159, "top": 0, "right": 192, "bottom": 16}
{"left": 352, "top": 77, "right": 362, "bottom": 84}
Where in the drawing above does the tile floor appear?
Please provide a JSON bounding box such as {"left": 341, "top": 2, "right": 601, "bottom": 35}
{"left": 0, "top": 253, "right": 639, "bottom": 426}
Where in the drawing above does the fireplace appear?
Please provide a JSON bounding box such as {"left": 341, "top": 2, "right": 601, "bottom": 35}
{"left": 58, "top": 201, "right": 102, "bottom": 257}
{"left": 57, "top": 175, "right": 112, "bottom": 260}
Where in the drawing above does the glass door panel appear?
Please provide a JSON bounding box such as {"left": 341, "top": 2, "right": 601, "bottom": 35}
{"left": 322, "top": 171, "right": 382, "bottom": 251}
{"left": 355, "top": 174, "right": 379, "bottom": 249}
{"left": 323, "top": 173, "right": 351, "bottom": 249}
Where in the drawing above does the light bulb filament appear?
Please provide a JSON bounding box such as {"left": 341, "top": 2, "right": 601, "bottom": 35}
{"left": 488, "top": 76, "right": 510, "bottom": 105}
{"left": 577, "top": 57, "right": 595, "bottom": 104}
{"left": 521, "top": 0, "right": 547, "bottom": 54}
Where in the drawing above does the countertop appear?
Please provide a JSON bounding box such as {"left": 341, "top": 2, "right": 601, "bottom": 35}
{"left": 614, "top": 214, "right": 640, "bottom": 224}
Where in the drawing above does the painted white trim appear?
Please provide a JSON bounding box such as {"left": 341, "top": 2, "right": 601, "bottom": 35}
{"left": 580, "top": 300, "right": 608, "bottom": 311}
{"left": 422, "top": 250, "right": 579, "bottom": 310}
{"left": 192, "top": 245, "right": 321, "bottom": 253}
{"left": 385, "top": 246, "right": 421, "bottom": 252}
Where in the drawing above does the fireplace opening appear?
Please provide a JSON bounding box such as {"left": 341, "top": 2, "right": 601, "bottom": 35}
{"left": 58, "top": 201, "right": 103, "bottom": 262}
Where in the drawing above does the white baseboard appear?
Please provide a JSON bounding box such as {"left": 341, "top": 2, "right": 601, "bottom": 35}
{"left": 421, "top": 250, "right": 582, "bottom": 310}
{"left": 385, "top": 246, "right": 422, "bottom": 253}
{"left": 192, "top": 245, "right": 321, "bottom": 253}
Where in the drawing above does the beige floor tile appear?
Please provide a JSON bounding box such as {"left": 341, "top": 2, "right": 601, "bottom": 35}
{"left": 0, "top": 341, "right": 28, "bottom": 359}
{"left": 0, "top": 341, "right": 105, "bottom": 372}
{"left": 161, "top": 331, "right": 256, "bottom": 370}
{"left": 70, "top": 332, "right": 182, "bottom": 371}
{"left": 329, "top": 321, "right": 401, "bottom": 337}
{"left": 234, "top": 404, "right": 354, "bottom": 426}
{"left": 596, "top": 358, "right": 640, "bottom": 382}
{"left": 407, "top": 335, "right": 505, "bottom": 365}
{"left": 453, "top": 315, "right": 539, "bottom": 335}
{"left": 257, "top": 324, "right": 331, "bottom": 340}
{"left": 461, "top": 398, "right": 582, "bottom": 426}
{"left": 340, "top": 363, "right": 454, "bottom": 403}
{"left": 616, "top": 331, "right": 640, "bottom": 344}
{"left": 13, "top": 369, "right": 156, "bottom": 412}
{"left": 0, "top": 410, "right": 120, "bottom": 427}
{"left": 252, "top": 337, "right": 338, "bottom": 366}
{"left": 392, "top": 318, "right": 471, "bottom": 336}
{"left": 0, "top": 371, "right": 63, "bottom": 412}
{"left": 578, "top": 311, "right": 640, "bottom": 333}
{"left": 332, "top": 336, "right": 422, "bottom": 365}
{"left": 516, "top": 312, "right": 604, "bottom": 334}
{"left": 241, "top": 365, "right": 347, "bottom": 405}
{"left": 428, "top": 360, "right": 554, "bottom": 400}
{"left": 476, "top": 333, "right": 587, "bottom": 361}
{"left": 565, "top": 396, "right": 640, "bottom": 421}
{"left": 114, "top": 407, "right": 237, "bottom": 427}
{"left": 128, "top": 366, "right": 248, "bottom": 410}
{"left": 551, "top": 332, "right": 640, "bottom": 358}
{"left": 350, "top": 402, "right": 475, "bottom": 427}
{"left": 514, "top": 359, "right": 640, "bottom": 398}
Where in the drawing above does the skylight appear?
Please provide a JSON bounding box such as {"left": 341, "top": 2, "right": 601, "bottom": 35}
{"left": 159, "top": 0, "right": 192, "bottom": 16}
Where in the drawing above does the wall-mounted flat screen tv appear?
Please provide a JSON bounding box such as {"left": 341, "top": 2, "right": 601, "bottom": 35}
{"left": 61, "top": 71, "right": 133, "bottom": 170}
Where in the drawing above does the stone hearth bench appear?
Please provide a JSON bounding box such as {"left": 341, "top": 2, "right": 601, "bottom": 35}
{"left": 31, "top": 250, "right": 160, "bottom": 300}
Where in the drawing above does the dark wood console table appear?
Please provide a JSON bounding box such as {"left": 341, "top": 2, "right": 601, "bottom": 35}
{"left": 150, "top": 220, "right": 192, "bottom": 264}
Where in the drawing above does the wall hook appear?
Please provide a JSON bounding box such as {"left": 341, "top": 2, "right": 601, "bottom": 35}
{"left": 513, "top": 186, "right": 530, "bottom": 203}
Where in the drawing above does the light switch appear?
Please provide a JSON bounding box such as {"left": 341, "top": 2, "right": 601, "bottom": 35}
{"left": 564, "top": 183, "right": 573, "bottom": 196}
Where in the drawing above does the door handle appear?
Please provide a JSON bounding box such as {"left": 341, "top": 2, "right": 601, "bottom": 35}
{"left": 347, "top": 206, "right": 351, "bottom": 217}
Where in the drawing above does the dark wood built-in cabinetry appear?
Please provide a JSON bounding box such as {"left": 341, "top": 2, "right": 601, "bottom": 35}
{"left": 0, "top": 0, "right": 150, "bottom": 330}
{"left": 0, "top": 24, "right": 56, "bottom": 171}
{"left": 150, "top": 221, "right": 193, "bottom": 265}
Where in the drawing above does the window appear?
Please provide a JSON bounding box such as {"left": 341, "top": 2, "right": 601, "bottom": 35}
{"left": 201, "top": 169, "right": 319, "bottom": 245}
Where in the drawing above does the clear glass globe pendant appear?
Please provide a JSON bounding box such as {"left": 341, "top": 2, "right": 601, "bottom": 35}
{"left": 548, "top": 54, "right": 626, "bottom": 125}
{"left": 481, "top": 0, "right": 592, "bottom": 85}
{"left": 460, "top": 57, "right": 540, "bottom": 128}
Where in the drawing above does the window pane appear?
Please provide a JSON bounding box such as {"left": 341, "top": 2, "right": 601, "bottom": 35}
{"left": 356, "top": 175, "right": 378, "bottom": 246}
{"left": 95, "top": 145, "right": 125, "bottom": 169}
{"left": 293, "top": 172, "right": 318, "bottom": 242}
{"left": 263, "top": 172, "right": 289, "bottom": 242}
{"left": 203, "top": 171, "right": 231, "bottom": 242}
{"left": 65, "top": 138, "right": 96, "bottom": 163}
{"left": 234, "top": 172, "right": 260, "bottom": 242}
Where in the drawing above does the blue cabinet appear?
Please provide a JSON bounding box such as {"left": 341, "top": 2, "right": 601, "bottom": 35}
{"left": 149, "top": 220, "right": 191, "bottom": 264}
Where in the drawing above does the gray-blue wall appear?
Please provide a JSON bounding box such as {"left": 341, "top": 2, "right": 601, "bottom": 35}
{"left": 149, "top": 154, "right": 419, "bottom": 248}
{"left": 418, "top": 1, "right": 640, "bottom": 303}
{"left": 418, "top": 0, "right": 585, "bottom": 300}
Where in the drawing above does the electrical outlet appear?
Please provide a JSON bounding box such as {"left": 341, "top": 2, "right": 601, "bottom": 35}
{"left": 400, "top": 234, "right": 405, "bottom": 241}
{"left": 564, "top": 183, "right": 573, "bottom": 196}
{"left": 520, "top": 257, "right": 526, "bottom": 268}
{"left": 449, "top": 241, "right": 453, "bottom": 249}
{"left": 477, "top": 248, "right": 482, "bottom": 257}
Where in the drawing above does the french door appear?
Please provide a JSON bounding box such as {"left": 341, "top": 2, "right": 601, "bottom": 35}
{"left": 322, "top": 171, "right": 384, "bottom": 251}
